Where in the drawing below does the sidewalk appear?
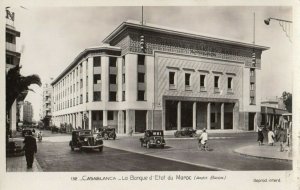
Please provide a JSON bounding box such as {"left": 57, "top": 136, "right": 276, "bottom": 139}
{"left": 6, "top": 155, "right": 43, "bottom": 172}
{"left": 6, "top": 137, "right": 43, "bottom": 172}
{"left": 235, "top": 143, "right": 292, "bottom": 161}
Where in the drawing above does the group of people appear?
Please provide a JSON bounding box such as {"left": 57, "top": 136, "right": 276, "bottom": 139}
{"left": 257, "top": 123, "right": 288, "bottom": 152}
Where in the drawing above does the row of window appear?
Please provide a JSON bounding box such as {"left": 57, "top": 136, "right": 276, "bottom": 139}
{"left": 92, "top": 111, "right": 114, "bottom": 121}
{"left": 92, "top": 90, "right": 145, "bottom": 102}
{"left": 169, "top": 72, "right": 233, "bottom": 91}
{"left": 55, "top": 55, "right": 146, "bottom": 110}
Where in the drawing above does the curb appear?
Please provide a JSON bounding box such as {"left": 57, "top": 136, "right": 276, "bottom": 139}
{"left": 234, "top": 147, "right": 292, "bottom": 162}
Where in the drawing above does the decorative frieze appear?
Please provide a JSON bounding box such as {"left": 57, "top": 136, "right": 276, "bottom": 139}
{"left": 111, "top": 29, "right": 262, "bottom": 69}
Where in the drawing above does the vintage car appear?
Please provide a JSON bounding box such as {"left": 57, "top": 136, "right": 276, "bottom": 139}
{"left": 174, "top": 128, "right": 197, "bottom": 137}
{"left": 98, "top": 127, "right": 117, "bottom": 140}
{"left": 51, "top": 126, "right": 59, "bottom": 133}
{"left": 140, "top": 130, "right": 166, "bottom": 149}
{"left": 69, "top": 130, "right": 103, "bottom": 152}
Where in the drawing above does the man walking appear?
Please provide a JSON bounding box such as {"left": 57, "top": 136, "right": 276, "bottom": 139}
{"left": 23, "top": 131, "right": 37, "bottom": 169}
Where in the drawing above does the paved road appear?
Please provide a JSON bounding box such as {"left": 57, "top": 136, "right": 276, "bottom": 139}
{"left": 103, "top": 133, "right": 292, "bottom": 171}
{"left": 35, "top": 141, "right": 217, "bottom": 171}
{"left": 34, "top": 131, "right": 292, "bottom": 171}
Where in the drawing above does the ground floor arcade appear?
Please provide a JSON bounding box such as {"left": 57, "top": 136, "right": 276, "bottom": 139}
{"left": 52, "top": 97, "right": 260, "bottom": 134}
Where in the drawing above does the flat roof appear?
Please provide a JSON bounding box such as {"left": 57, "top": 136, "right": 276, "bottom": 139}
{"left": 51, "top": 45, "right": 121, "bottom": 85}
{"left": 103, "top": 20, "right": 269, "bottom": 51}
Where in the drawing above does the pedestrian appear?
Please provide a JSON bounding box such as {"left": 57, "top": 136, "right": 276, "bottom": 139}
{"left": 23, "top": 131, "right": 37, "bottom": 169}
{"left": 274, "top": 124, "right": 279, "bottom": 142}
{"left": 278, "top": 127, "right": 287, "bottom": 152}
{"left": 257, "top": 125, "right": 264, "bottom": 146}
{"left": 198, "top": 128, "right": 208, "bottom": 150}
{"left": 262, "top": 124, "right": 269, "bottom": 143}
{"left": 268, "top": 128, "right": 275, "bottom": 146}
{"left": 129, "top": 128, "right": 133, "bottom": 136}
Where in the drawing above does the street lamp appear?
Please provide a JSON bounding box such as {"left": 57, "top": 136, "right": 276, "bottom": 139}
{"left": 264, "top": 17, "right": 293, "bottom": 42}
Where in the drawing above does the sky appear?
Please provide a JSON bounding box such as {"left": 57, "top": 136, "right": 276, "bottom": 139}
{"left": 8, "top": 6, "right": 293, "bottom": 121}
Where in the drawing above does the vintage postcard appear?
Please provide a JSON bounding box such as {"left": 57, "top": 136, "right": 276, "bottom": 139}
{"left": 1, "top": 1, "right": 298, "bottom": 190}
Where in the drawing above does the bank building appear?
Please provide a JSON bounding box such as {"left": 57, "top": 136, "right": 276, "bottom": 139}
{"left": 51, "top": 20, "right": 269, "bottom": 134}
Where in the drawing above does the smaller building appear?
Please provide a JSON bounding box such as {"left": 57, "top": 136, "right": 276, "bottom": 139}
{"left": 22, "top": 101, "right": 34, "bottom": 124}
{"left": 261, "top": 96, "right": 286, "bottom": 110}
{"left": 42, "top": 83, "right": 53, "bottom": 127}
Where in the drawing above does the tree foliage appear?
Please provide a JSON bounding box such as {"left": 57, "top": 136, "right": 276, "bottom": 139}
{"left": 6, "top": 65, "right": 42, "bottom": 114}
{"left": 282, "top": 91, "right": 292, "bottom": 113}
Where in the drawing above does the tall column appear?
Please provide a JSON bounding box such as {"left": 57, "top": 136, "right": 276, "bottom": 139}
{"left": 73, "top": 113, "right": 76, "bottom": 129}
{"left": 272, "top": 115, "right": 275, "bottom": 130}
{"left": 177, "top": 101, "right": 181, "bottom": 131}
{"left": 207, "top": 102, "right": 211, "bottom": 130}
{"left": 215, "top": 103, "right": 218, "bottom": 123}
{"left": 221, "top": 103, "right": 224, "bottom": 130}
{"left": 125, "top": 54, "right": 138, "bottom": 104}
{"left": 193, "top": 102, "right": 197, "bottom": 130}
{"left": 146, "top": 110, "right": 153, "bottom": 130}
{"left": 103, "top": 110, "right": 108, "bottom": 127}
{"left": 117, "top": 57, "right": 123, "bottom": 102}
{"left": 82, "top": 59, "right": 87, "bottom": 103}
{"left": 233, "top": 102, "right": 239, "bottom": 130}
{"left": 88, "top": 110, "right": 92, "bottom": 130}
{"left": 88, "top": 57, "right": 93, "bottom": 102}
{"left": 10, "top": 101, "right": 17, "bottom": 132}
{"left": 117, "top": 110, "right": 125, "bottom": 134}
{"left": 101, "top": 56, "right": 109, "bottom": 103}
{"left": 126, "top": 110, "right": 135, "bottom": 134}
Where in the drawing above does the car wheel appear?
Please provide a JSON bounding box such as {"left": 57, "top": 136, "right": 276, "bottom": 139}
{"left": 146, "top": 142, "right": 150, "bottom": 149}
{"left": 99, "top": 147, "right": 103, "bottom": 152}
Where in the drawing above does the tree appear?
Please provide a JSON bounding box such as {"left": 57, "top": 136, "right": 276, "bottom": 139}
{"left": 6, "top": 65, "right": 41, "bottom": 143}
{"left": 282, "top": 91, "right": 292, "bottom": 113}
{"left": 6, "top": 65, "right": 41, "bottom": 114}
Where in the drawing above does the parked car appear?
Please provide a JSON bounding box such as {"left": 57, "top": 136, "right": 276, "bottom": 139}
{"left": 51, "top": 126, "right": 59, "bottom": 133}
{"left": 98, "top": 128, "right": 117, "bottom": 140}
{"left": 69, "top": 130, "right": 103, "bottom": 152}
{"left": 140, "top": 130, "right": 166, "bottom": 149}
{"left": 174, "top": 128, "right": 197, "bottom": 137}
{"left": 22, "top": 129, "right": 33, "bottom": 137}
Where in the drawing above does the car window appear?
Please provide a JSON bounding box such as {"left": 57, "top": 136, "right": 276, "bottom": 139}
{"left": 79, "top": 131, "right": 92, "bottom": 135}
{"left": 153, "top": 131, "right": 162, "bottom": 136}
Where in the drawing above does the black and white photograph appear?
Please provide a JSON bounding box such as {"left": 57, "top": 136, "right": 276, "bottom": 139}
{"left": 2, "top": 2, "right": 298, "bottom": 190}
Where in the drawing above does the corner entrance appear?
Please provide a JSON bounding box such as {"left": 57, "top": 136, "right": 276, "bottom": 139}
{"left": 135, "top": 110, "right": 147, "bottom": 133}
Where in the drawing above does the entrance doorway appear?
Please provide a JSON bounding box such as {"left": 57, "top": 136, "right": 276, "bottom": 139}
{"left": 135, "top": 110, "right": 147, "bottom": 133}
{"left": 165, "top": 100, "right": 178, "bottom": 130}
{"left": 248, "top": 112, "right": 255, "bottom": 131}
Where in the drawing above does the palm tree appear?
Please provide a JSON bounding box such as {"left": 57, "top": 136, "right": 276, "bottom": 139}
{"left": 6, "top": 65, "right": 41, "bottom": 112}
{"left": 6, "top": 65, "right": 41, "bottom": 143}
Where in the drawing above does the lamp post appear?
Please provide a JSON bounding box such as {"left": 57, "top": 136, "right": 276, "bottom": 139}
{"left": 264, "top": 17, "right": 293, "bottom": 42}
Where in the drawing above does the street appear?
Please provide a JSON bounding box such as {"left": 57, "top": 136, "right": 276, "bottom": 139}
{"left": 34, "top": 131, "right": 292, "bottom": 171}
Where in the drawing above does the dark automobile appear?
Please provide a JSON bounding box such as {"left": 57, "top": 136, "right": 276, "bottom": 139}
{"left": 22, "top": 129, "right": 33, "bottom": 137}
{"left": 174, "top": 128, "right": 197, "bottom": 137}
{"left": 51, "top": 126, "right": 59, "bottom": 133}
{"left": 99, "top": 128, "right": 117, "bottom": 140}
{"left": 140, "top": 130, "right": 166, "bottom": 149}
{"left": 69, "top": 130, "right": 103, "bottom": 152}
